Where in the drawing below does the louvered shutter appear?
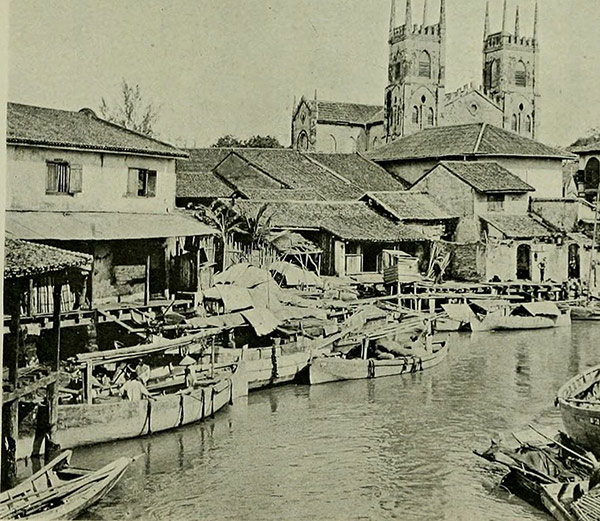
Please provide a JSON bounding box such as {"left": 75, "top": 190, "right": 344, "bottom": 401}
{"left": 147, "top": 171, "right": 157, "bottom": 197}
{"left": 46, "top": 163, "right": 58, "bottom": 193}
{"left": 69, "top": 164, "right": 83, "bottom": 193}
{"left": 127, "top": 168, "right": 138, "bottom": 195}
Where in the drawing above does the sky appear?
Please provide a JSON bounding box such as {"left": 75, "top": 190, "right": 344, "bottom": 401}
{"left": 7, "top": 0, "right": 600, "bottom": 148}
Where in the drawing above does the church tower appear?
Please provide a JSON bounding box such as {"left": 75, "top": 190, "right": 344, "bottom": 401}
{"left": 482, "top": 0, "right": 539, "bottom": 138}
{"left": 385, "top": 0, "right": 446, "bottom": 142}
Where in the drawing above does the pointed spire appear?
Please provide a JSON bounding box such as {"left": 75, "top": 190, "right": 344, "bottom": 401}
{"left": 483, "top": 0, "right": 490, "bottom": 39}
{"left": 439, "top": 0, "right": 446, "bottom": 31}
{"left": 533, "top": 1, "right": 539, "bottom": 42}
{"left": 422, "top": 0, "right": 428, "bottom": 26}
{"left": 405, "top": 0, "right": 412, "bottom": 29}
{"left": 501, "top": 0, "right": 508, "bottom": 33}
{"left": 389, "top": 0, "right": 397, "bottom": 33}
{"left": 514, "top": 5, "right": 520, "bottom": 37}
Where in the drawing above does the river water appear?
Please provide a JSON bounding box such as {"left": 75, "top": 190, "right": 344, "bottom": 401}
{"left": 64, "top": 323, "right": 599, "bottom": 520}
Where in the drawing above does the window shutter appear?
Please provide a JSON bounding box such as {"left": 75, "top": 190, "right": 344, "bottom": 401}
{"left": 69, "top": 164, "right": 83, "bottom": 193}
{"left": 127, "top": 168, "right": 138, "bottom": 195}
{"left": 46, "top": 163, "right": 58, "bottom": 193}
{"left": 147, "top": 171, "right": 157, "bottom": 197}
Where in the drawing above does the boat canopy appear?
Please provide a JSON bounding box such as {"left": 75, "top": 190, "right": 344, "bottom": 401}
{"left": 518, "top": 302, "right": 561, "bottom": 317}
{"left": 468, "top": 300, "right": 510, "bottom": 313}
{"left": 241, "top": 308, "right": 281, "bottom": 337}
{"left": 441, "top": 303, "right": 476, "bottom": 322}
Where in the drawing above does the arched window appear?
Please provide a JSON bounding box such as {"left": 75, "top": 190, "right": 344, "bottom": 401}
{"left": 526, "top": 115, "right": 532, "bottom": 134}
{"left": 412, "top": 106, "right": 419, "bottom": 124}
{"left": 372, "top": 137, "right": 379, "bottom": 149}
{"left": 328, "top": 134, "right": 337, "bottom": 153}
{"left": 297, "top": 131, "right": 309, "bottom": 151}
{"left": 349, "top": 136, "right": 358, "bottom": 153}
{"left": 511, "top": 114, "right": 518, "bottom": 131}
{"left": 418, "top": 51, "right": 431, "bottom": 78}
{"left": 585, "top": 157, "right": 600, "bottom": 193}
{"left": 515, "top": 61, "right": 527, "bottom": 87}
{"left": 427, "top": 107, "right": 434, "bottom": 126}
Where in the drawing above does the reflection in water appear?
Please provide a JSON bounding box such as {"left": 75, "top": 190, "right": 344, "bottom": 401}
{"left": 70, "top": 323, "right": 599, "bottom": 521}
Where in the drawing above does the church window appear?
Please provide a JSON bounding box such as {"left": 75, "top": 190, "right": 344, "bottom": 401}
{"left": 585, "top": 158, "right": 600, "bottom": 194}
{"left": 395, "top": 62, "right": 401, "bottom": 80}
{"left": 297, "top": 131, "right": 309, "bottom": 151}
{"left": 526, "top": 115, "right": 532, "bottom": 133}
{"left": 470, "top": 103, "right": 479, "bottom": 115}
{"left": 372, "top": 137, "right": 379, "bottom": 149}
{"left": 515, "top": 61, "right": 527, "bottom": 87}
{"left": 511, "top": 114, "right": 518, "bottom": 131}
{"left": 412, "top": 106, "right": 419, "bottom": 124}
{"left": 300, "top": 112, "right": 306, "bottom": 124}
{"left": 427, "top": 108, "right": 434, "bottom": 126}
{"left": 418, "top": 51, "right": 431, "bottom": 78}
{"left": 329, "top": 135, "right": 337, "bottom": 153}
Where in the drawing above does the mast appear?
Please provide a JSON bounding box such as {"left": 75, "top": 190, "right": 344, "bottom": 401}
{"left": 587, "top": 185, "right": 600, "bottom": 300}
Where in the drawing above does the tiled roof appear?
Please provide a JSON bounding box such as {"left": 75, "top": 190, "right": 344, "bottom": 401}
{"left": 435, "top": 161, "right": 535, "bottom": 193}
{"left": 480, "top": 214, "right": 557, "bottom": 239}
{"left": 368, "top": 123, "right": 573, "bottom": 162}
{"left": 236, "top": 188, "right": 325, "bottom": 201}
{"left": 230, "top": 200, "right": 425, "bottom": 242}
{"left": 307, "top": 153, "right": 408, "bottom": 192}
{"left": 570, "top": 136, "right": 600, "bottom": 154}
{"left": 233, "top": 149, "right": 364, "bottom": 200}
{"left": 363, "top": 191, "right": 457, "bottom": 221}
{"left": 5, "top": 238, "right": 93, "bottom": 278}
{"left": 176, "top": 148, "right": 235, "bottom": 198}
{"left": 7, "top": 102, "right": 187, "bottom": 158}
{"left": 315, "top": 100, "right": 383, "bottom": 125}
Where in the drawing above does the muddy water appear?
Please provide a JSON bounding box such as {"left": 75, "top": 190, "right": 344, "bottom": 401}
{"left": 62, "top": 323, "right": 599, "bottom": 520}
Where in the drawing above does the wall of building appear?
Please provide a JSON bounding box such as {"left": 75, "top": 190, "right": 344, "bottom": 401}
{"left": 7, "top": 145, "right": 176, "bottom": 213}
{"left": 314, "top": 123, "right": 364, "bottom": 154}
{"left": 496, "top": 157, "right": 563, "bottom": 198}
{"left": 442, "top": 90, "right": 503, "bottom": 127}
{"left": 473, "top": 191, "right": 529, "bottom": 215}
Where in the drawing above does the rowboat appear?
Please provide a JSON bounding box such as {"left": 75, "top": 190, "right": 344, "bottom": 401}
{"left": 0, "top": 451, "right": 134, "bottom": 520}
{"left": 55, "top": 361, "right": 246, "bottom": 450}
{"left": 539, "top": 480, "right": 600, "bottom": 521}
{"left": 557, "top": 364, "right": 600, "bottom": 459}
{"left": 470, "top": 302, "right": 571, "bottom": 332}
{"left": 306, "top": 339, "right": 448, "bottom": 385}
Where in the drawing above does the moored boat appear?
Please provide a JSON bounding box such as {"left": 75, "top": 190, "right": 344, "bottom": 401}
{"left": 557, "top": 364, "right": 600, "bottom": 459}
{"left": 470, "top": 301, "right": 571, "bottom": 332}
{"left": 307, "top": 338, "right": 448, "bottom": 385}
{"left": 0, "top": 451, "right": 135, "bottom": 520}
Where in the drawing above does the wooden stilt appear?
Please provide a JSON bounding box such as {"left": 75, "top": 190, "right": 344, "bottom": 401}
{"left": 144, "top": 254, "right": 151, "bottom": 306}
{"left": 45, "top": 281, "right": 63, "bottom": 462}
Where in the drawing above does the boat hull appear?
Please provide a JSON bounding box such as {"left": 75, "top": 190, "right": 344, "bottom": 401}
{"left": 470, "top": 311, "right": 571, "bottom": 332}
{"left": 557, "top": 364, "right": 600, "bottom": 458}
{"left": 308, "top": 342, "right": 448, "bottom": 385}
{"left": 54, "top": 363, "right": 246, "bottom": 451}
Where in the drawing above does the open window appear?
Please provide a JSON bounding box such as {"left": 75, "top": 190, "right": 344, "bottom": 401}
{"left": 46, "top": 160, "right": 82, "bottom": 195}
{"left": 127, "top": 168, "right": 157, "bottom": 197}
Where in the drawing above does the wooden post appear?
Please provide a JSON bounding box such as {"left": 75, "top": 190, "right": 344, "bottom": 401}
{"left": 45, "top": 281, "right": 63, "bottom": 461}
{"left": 2, "top": 284, "right": 22, "bottom": 490}
{"left": 210, "top": 337, "right": 215, "bottom": 379}
{"left": 85, "top": 362, "right": 93, "bottom": 405}
{"left": 144, "top": 254, "right": 151, "bottom": 306}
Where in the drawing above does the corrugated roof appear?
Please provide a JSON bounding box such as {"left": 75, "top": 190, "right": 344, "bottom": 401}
{"left": 230, "top": 200, "right": 425, "bottom": 242}
{"left": 7, "top": 102, "right": 187, "bottom": 158}
{"left": 6, "top": 211, "right": 216, "bottom": 240}
{"left": 5, "top": 238, "right": 93, "bottom": 279}
{"left": 307, "top": 153, "right": 408, "bottom": 191}
{"left": 233, "top": 149, "right": 363, "bottom": 200}
{"left": 315, "top": 100, "right": 383, "bottom": 125}
{"left": 363, "top": 191, "right": 457, "bottom": 221}
{"left": 368, "top": 123, "right": 573, "bottom": 162}
{"left": 436, "top": 161, "right": 535, "bottom": 193}
{"left": 481, "top": 214, "right": 557, "bottom": 239}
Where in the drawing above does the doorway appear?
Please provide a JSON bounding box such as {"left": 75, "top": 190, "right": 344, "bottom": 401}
{"left": 568, "top": 243, "right": 581, "bottom": 279}
{"left": 516, "top": 244, "right": 531, "bottom": 280}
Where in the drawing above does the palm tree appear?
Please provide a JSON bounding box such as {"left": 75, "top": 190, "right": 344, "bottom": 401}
{"left": 195, "top": 199, "right": 246, "bottom": 272}
{"left": 243, "top": 203, "right": 274, "bottom": 249}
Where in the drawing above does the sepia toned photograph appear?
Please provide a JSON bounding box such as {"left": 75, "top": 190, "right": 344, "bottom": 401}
{"left": 2, "top": 0, "right": 600, "bottom": 519}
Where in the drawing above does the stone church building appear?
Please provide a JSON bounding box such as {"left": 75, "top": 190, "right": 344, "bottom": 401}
{"left": 291, "top": 0, "right": 539, "bottom": 153}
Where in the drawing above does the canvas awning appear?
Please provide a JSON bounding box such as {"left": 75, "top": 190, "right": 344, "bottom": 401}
{"left": 5, "top": 211, "right": 216, "bottom": 241}
{"left": 441, "top": 303, "right": 476, "bottom": 322}
{"left": 203, "top": 286, "right": 255, "bottom": 313}
{"left": 519, "top": 302, "right": 561, "bottom": 317}
{"left": 241, "top": 308, "right": 281, "bottom": 337}
{"left": 270, "top": 261, "right": 323, "bottom": 287}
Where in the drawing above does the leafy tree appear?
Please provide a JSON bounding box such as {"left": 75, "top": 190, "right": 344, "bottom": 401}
{"left": 194, "top": 199, "right": 246, "bottom": 272}
{"left": 242, "top": 203, "right": 273, "bottom": 248}
{"left": 571, "top": 127, "right": 600, "bottom": 148}
{"left": 244, "top": 135, "right": 282, "bottom": 148}
{"left": 212, "top": 135, "right": 244, "bottom": 148}
{"left": 99, "top": 79, "right": 158, "bottom": 137}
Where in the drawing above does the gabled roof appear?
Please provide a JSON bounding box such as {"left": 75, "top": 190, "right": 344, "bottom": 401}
{"left": 5, "top": 238, "right": 93, "bottom": 279}
{"left": 230, "top": 200, "right": 425, "bottom": 242}
{"left": 176, "top": 148, "right": 235, "bottom": 198}
{"left": 7, "top": 102, "right": 187, "bottom": 158}
{"left": 444, "top": 86, "right": 502, "bottom": 111}
{"left": 307, "top": 153, "right": 408, "bottom": 192}
{"left": 569, "top": 136, "right": 600, "bottom": 154}
{"left": 235, "top": 188, "right": 325, "bottom": 201}
{"left": 424, "top": 161, "right": 535, "bottom": 193}
{"left": 368, "top": 123, "right": 573, "bottom": 162}
{"left": 314, "top": 100, "right": 383, "bottom": 125}
{"left": 362, "top": 191, "right": 457, "bottom": 221}
{"left": 230, "top": 149, "right": 364, "bottom": 200}
{"left": 480, "top": 214, "right": 558, "bottom": 239}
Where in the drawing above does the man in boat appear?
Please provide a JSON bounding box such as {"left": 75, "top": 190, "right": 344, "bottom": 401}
{"left": 135, "top": 359, "right": 151, "bottom": 385}
{"left": 120, "top": 372, "right": 154, "bottom": 401}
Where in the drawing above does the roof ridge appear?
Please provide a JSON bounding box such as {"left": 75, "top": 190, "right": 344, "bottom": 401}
{"left": 303, "top": 153, "right": 360, "bottom": 188}
{"left": 474, "top": 123, "right": 486, "bottom": 154}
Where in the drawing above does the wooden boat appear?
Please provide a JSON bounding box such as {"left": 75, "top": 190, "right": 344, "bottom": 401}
{"left": 570, "top": 303, "right": 600, "bottom": 321}
{"left": 556, "top": 364, "right": 600, "bottom": 459}
{"left": 55, "top": 360, "right": 246, "bottom": 449}
{"left": 306, "top": 338, "right": 448, "bottom": 385}
{"left": 0, "top": 450, "right": 134, "bottom": 520}
{"left": 470, "top": 301, "right": 571, "bottom": 332}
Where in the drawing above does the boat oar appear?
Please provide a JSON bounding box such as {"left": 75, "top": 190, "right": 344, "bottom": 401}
{"left": 527, "top": 424, "right": 597, "bottom": 468}
{"left": 473, "top": 450, "right": 558, "bottom": 484}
